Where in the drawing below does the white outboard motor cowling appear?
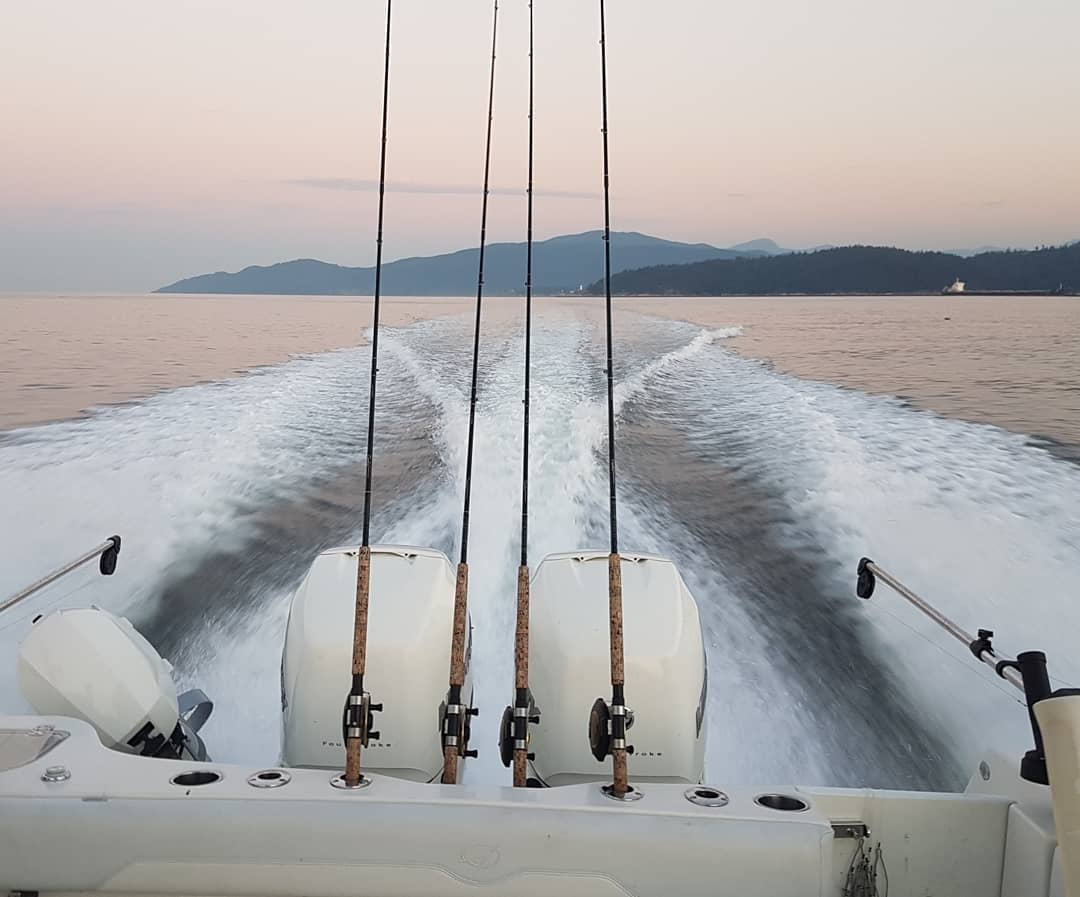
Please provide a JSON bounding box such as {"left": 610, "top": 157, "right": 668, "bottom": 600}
{"left": 17, "top": 606, "right": 211, "bottom": 761}
{"left": 281, "top": 545, "right": 472, "bottom": 782}
{"left": 527, "top": 551, "right": 707, "bottom": 787}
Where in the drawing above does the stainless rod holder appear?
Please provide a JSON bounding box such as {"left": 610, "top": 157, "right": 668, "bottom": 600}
{"left": 1, "top": 536, "right": 121, "bottom": 615}
{"left": 857, "top": 556, "right": 1055, "bottom": 784}
{"left": 857, "top": 557, "right": 1023, "bottom": 692}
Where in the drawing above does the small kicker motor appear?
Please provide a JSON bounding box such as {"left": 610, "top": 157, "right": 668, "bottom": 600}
{"left": 17, "top": 606, "right": 212, "bottom": 761}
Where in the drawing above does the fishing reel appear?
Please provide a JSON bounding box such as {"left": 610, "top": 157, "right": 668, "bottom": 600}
{"left": 498, "top": 691, "right": 541, "bottom": 768}
{"left": 342, "top": 688, "right": 382, "bottom": 748}
{"left": 588, "top": 696, "right": 635, "bottom": 761}
{"left": 440, "top": 692, "right": 479, "bottom": 760}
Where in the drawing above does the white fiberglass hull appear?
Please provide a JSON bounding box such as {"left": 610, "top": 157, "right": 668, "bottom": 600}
{"left": 0, "top": 714, "right": 1068, "bottom": 897}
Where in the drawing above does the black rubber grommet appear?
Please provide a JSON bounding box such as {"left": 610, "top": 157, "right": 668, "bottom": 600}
{"left": 856, "top": 557, "right": 876, "bottom": 599}
{"left": 99, "top": 535, "right": 122, "bottom": 575}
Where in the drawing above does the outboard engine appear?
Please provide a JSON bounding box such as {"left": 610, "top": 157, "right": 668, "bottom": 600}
{"left": 17, "top": 606, "right": 212, "bottom": 761}
{"left": 281, "top": 545, "right": 472, "bottom": 782}
{"left": 527, "top": 551, "right": 707, "bottom": 786}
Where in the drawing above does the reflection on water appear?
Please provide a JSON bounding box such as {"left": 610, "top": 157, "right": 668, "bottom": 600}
{"left": 0, "top": 294, "right": 473, "bottom": 429}
{"left": 637, "top": 294, "right": 1080, "bottom": 453}
{"left": 3, "top": 294, "right": 1080, "bottom": 450}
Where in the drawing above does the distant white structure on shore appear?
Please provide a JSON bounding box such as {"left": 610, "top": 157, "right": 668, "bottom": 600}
{"left": 943, "top": 277, "right": 966, "bottom": 294}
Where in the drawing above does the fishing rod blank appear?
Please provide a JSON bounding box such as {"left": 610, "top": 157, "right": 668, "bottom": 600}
{"left": 587, "top": 0, "right": 635, "bottom": 800}
{"left": 500, "top": 0, "right": 539, "bottom": 788}
{"left": 442, "top": 0, "right": 500, "bottom": 785}
{"left": 339, "top": 0, "right": 392, "bottom": 790}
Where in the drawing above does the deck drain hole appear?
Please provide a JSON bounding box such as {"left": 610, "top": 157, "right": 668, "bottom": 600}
{"left": 755, "top": 793, "right": 808, "bottom": 812}
{"left": 170, "top": 770, "right": 222, "bottom": 787}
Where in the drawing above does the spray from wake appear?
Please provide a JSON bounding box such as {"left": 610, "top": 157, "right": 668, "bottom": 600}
{"left": 372, "top": 322, "right": 746, "bottom": 781}
{"left": 2, "top": 313, "right": 1078, "bottom": 790}
{"left": 626, "top": 322, "right": 1080, "bottom": 786}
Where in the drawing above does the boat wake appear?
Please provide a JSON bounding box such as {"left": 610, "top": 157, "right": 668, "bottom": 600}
{"left": 1, "top": 312, "right": 1078, "bottom": 789}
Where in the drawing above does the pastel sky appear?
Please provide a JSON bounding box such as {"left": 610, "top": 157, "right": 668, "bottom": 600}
{"left": 2, "top": 0, "right": 1078, "bottom": 291}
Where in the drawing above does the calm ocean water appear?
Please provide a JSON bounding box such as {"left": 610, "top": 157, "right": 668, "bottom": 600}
{"left": 1, "top": 293, "right": 1078, "bottom": 790}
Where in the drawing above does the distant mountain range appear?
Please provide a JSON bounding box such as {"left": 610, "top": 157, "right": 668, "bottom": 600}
{"left": 157, "top": 231, "right": 754, "bottom": 296}
{"left": 727, "top": 238, "right": 790, "bottom": 255}
{"left": 728, "top": 238, "right": 839, "bottom": 255}
{"left": 590, "top": 243, "right": 1080, "bottom": 296}
{"left": 157, "top": 232, "right": 1080, "bottom": 297}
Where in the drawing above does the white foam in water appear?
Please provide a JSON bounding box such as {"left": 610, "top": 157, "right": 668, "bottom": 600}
{"left": 2, "top": 315, "right": 1079, "bottom": 790}
{"left": 372, "top": 323, "right": 757, "bottom": 783}
{"left": 660, "top": 335, "right": 1080, "bottom": 779}
{"left": 614, "top": 492, "right": 838, "bottom": 786}
{"left": 377, "top": 321, "right": 608, "bottom": 782}
{"left": 186, "top": 320, "right": 743, "bottom": 780}
{"left": 613, "top": 326, "right": 743, "bottom": 412}
{"left": 173, "top": 596, "right": 296, "bottom": 767}
{"left": 0, "top": 347, "right": 394, "bottom": 718}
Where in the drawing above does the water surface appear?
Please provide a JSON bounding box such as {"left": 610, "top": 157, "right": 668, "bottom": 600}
{"left": 1, "top": 293, "right": 1078, "bottom": 791}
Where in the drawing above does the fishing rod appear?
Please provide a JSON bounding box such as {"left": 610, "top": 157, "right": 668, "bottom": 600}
{"left": 441, "top": 0, "right": 500, "bottom": 785}
{"left": 338, "top": 0, "right": 392, "bottom": 791}
{"left": 0, "top": 536, "right": 121, "bottom": 615}
{"left": 585, "top": 0, "right": 635, "bottom": 800}
{"left": 856, "top": 557, "right": 1055, "bottom": 786}
{"left": 500, "top": 0, "right": 540, "bottom": 788}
